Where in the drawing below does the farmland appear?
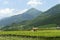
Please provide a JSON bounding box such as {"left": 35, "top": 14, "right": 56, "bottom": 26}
{"left": 0, "top": 30, "right": 60, "bottom": 37}
{"left": 0, "top": 30, "right": 60, "bottom": 40}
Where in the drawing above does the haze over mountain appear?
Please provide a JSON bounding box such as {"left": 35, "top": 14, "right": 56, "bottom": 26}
{"left": 0, "top": 8, "right": 42, "bottom": 27}
{"left": 24, "top": 4, "right": 60, "bottom": 29}
{"left": 1, "top": 4, "right": 60, "bottom": 30}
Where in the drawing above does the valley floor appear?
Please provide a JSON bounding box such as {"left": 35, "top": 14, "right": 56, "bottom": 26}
{"left": 0, "top": 30, "right": 60, "bottom": 40}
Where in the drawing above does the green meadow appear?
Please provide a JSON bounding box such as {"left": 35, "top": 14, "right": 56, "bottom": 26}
{"left": 0, "top": 30, "right": 60, "bottom": 40}
{"left": 0, "top": 30, "right": 60, "bottom": 37}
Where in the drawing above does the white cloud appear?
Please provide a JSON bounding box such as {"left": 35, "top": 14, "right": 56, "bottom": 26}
{"left": 0, "top": 8, "right": 15, "bottom": 13}
{"left": 0, "top": 8, "right": 28, "bottom": 19}
{"left": 16, "top": 9, "right": 28, "bottom": 15}
{"left": 0, "top": 8, "right": 15, "bottom": 19}
{"left": 27, "top": 0, "right": 42, "bottom": 7}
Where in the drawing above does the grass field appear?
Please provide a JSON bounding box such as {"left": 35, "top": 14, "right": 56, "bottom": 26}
{"left": 0, "top": 36, "right": 60, "bottom": 40}
{"left": 0, "top": 30, "right": 60, "bottom": 40}
{"left": 0, "top": 36, "right": 41, "bottom": 40}
{"left": 0, "top": 30, "right": 60, "bottom": 37}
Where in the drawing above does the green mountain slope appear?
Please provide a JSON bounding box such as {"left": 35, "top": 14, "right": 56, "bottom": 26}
{"left": 0, "top": 8, "right": 42, "bottom": 27}
{"left": 24, "top": 4, "right": 60, "bottom": 29}
{"left": 1, "top": 4, "right": 60, "bottom": 30}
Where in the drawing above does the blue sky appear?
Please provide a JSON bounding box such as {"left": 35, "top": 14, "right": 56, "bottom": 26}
{"left": 0, "top": 0, "right": 60, "bottom": 19}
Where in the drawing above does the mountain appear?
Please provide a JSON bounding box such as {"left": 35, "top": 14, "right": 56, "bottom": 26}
{"left": 1, "top": 4, "right": 60, "bottom": 31}
{"left": 23, "top": 4, "right": 60, "bottom": 29}
{"left": 0, "top": 8, "right": 42, "bottom": 27}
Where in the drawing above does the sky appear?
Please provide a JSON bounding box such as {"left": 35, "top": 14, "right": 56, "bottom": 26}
{"left": 0, "top": 0, "right": 60, "bottom": 19}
